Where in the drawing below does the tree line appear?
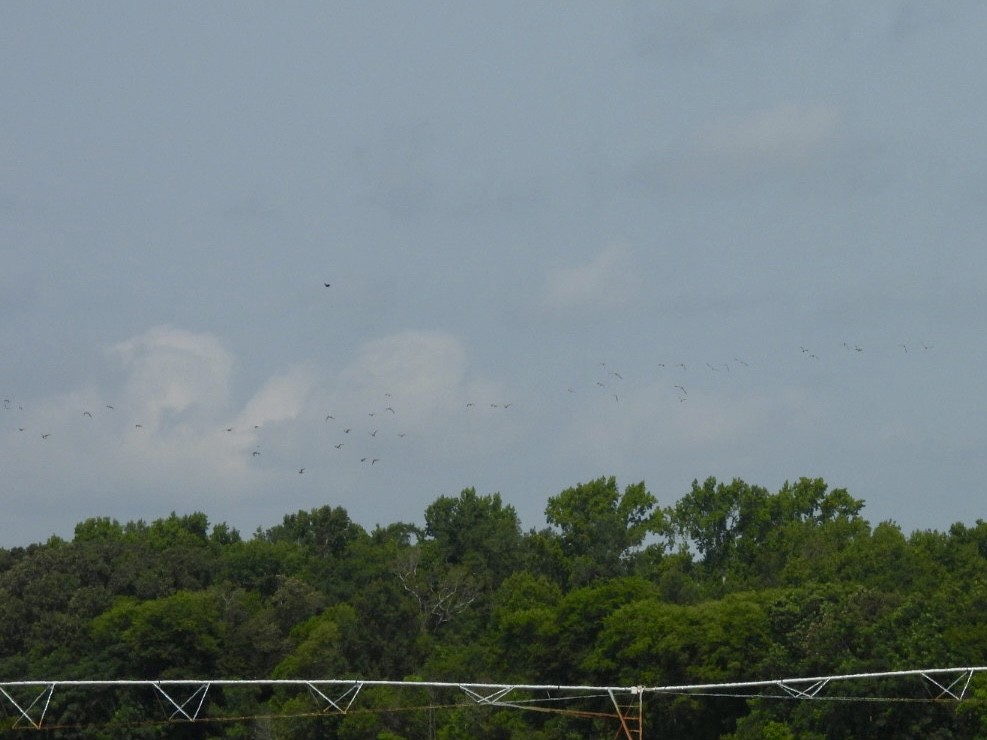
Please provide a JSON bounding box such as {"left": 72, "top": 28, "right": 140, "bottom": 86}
{"left": 1, "top": 476, "right": 986, "bottom": 738}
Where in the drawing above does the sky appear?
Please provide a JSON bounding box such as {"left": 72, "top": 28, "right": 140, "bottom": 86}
{"left": 2, "top": 2, "right": 986, "bottom": 547}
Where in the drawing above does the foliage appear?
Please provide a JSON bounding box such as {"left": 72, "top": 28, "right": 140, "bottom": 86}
{"left": 1, "top": 477, "right": 986, "bottom": 738}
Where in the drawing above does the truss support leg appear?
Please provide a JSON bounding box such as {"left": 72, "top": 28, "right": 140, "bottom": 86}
{"left": 609, "top": 689, "right": 642, "bottom": 740}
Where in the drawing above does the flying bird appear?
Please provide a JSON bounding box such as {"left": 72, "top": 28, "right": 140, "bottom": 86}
{"left": 298, "top": 468, "right": 305, "bottom": 474}
{"left": 323, "top": 282, "right": 331, "bottom": 287}
{"left": 334, "top": 443, "right": 344, "bottom": 449}
{"left": 83, "top": 411, "right": 93, "bottom": 418}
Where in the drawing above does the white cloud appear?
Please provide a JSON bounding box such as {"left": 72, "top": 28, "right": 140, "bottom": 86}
{"left": 235, "top": 365, "right": 318, "bottom": 429}
{"left": 107, "top": 325, "right": 235, "bottom": 432}
{"left": 325, "top": 330, "right": 514, "bottom": 453}
{"left": 0, "top": 326, "right": 516, "bottom": 543}
{"left": 335, "top": 330, "right": 469, "bottom": 414}
{"left": 692, "top": 103, "right": 841, "bottom": 170}
{"left": 542, "top": 243, "right": 640, "bottom": 313}
{"left": 671, "top": 103, "right": 843, "bottom": 188}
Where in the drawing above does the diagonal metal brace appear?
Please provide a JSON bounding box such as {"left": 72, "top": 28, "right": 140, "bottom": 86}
{"left": 306, "top": 681, "right": 363, "bottom": 714}
{"left": 777, "top": 678, "right": 830, "bottom": 699}
{"left": 459, "top": 684, "right": 518, "bottom": 705}
{"left": 921, "top": 670, "right": 974, "bottom": 701}
{"left": 153, "top": 682, "right": 210, "bottom": 721}
{"left": 0, "top": 683, "right": 55, "bottom": 729}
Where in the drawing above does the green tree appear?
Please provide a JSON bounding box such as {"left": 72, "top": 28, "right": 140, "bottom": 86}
{"left": 670, "top": 477, "right": 867, "bottom": 588}
{"left": 545, "top": 477, "right": 667, "bottom": 587}
{"left": 423, "top": 488, "right": 522, "bottom": 588}
{"left": 91, "top": 590, "right": 224, "bottom": 677}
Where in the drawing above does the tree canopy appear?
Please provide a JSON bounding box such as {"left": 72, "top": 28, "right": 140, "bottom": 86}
{"left": 1, "top": 476, "right": 985, "bottom": 738}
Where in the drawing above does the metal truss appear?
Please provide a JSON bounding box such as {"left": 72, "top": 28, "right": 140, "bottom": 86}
{"left": 645, "top": 666, "right": 987, "bottom": 703}
{"left": 0, "top": 679, "right": 640, "bottom": 735}
{"left": 1, "top": 667, "right": 984, "bottom": 737}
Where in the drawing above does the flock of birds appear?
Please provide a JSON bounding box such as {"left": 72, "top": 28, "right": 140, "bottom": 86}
{"left": 562, "top": 337, "right": 934, "bottom": 410}
{"left": 2, "top": 280, "right": 938, "bottom": 481}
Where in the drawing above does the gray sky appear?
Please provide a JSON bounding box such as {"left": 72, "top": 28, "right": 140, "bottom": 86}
{"left": 3, "top": 2, "right": 986, "bottom": 547}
